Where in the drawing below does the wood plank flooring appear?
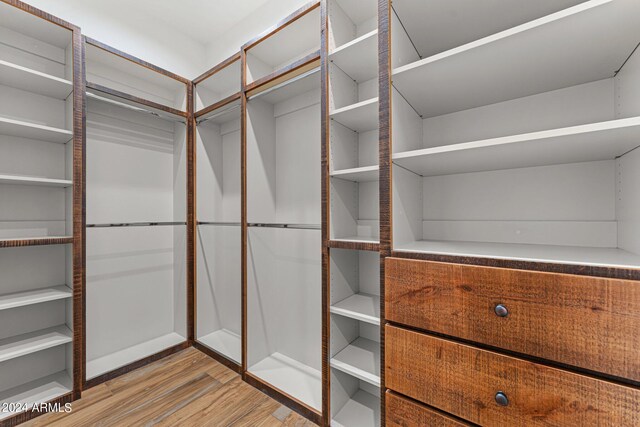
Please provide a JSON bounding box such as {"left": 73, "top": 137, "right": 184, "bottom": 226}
{"left": 22, "top": 348, "right": 317, "bottom": 427}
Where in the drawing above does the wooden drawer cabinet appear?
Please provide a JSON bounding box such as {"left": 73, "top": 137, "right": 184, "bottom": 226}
{"left": 386, "top": 325, "right": 640, "bottom": 426}
{"left": 386, "top": 391, "right": 470, "bottom": 426}
{"left": 385, "top": 258, "right": 640, "bottom": 382}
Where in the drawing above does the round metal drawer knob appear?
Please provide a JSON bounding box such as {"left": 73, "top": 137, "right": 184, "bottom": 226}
{"left": 494, "top": 304, "right": 509, "bottom": 317}
{"left": 495, "top": 391, "right": 509, "bottom": 406}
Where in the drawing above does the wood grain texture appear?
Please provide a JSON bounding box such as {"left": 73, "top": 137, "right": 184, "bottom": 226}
{"left": 241, "top": 48, "right": 249, "bottom": 376}
{"left": 386, "top": 392, "right": 471, "bottom": 427}
{"left": 195, "top": 92, "right": 241, "bottom": 119}
{"left": 386, "top": 325, "right": 640, "bottom": 426}
{"left": 0, "top": 0, "right": 78, "bottom": 31}
{"left": 193, "top": 340, "right": 242, "bottom": 374}
{"left": 327, "top": 239, "right": 380, "bottom": 252}
{"left": 187, "top": 81, "right": 196, "bottom": 344}
{"left": 21, "top": 348, "right": 315, "bottom": 427}
{"left": 385, "top": 258, "right": 640, "bottom": 383}
{"left": 0, "top": 237, "right": 73, "bottom": 248}
{"left": 245, "top": 52, "right": 321, "bottom": 97}
{"left": 193, "top": 52, "right": 241, "bottom": 85}
{"left": 86, "top": 81, "right": 187, "bottom": 117}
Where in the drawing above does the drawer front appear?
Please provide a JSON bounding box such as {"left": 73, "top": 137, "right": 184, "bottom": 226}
{"left": 385, "top": 257, "right": 640, "bottom": 381}
{"left": 386, "top": 325, "right": 640, "bottom": 426}
{"left": 387, "top": 391, "right": 470, "bottom": 426}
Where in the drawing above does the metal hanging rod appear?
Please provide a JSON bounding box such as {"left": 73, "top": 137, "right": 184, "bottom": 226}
{"left": 248, "top": 223, "right": 321, "bottom": 230}
{"left": 197, "top": 221, "right": 241, "bottom": 226}
{"left": 196, "top": 103, "right": 241, "bottom": 125}
{"left": 86, "top": 91, "right": 186, "bottom": 124}
{"left": 248, "top": 67, "right": 321, "bottom": 100}
{"left": 87, "top": 222, "right": 187, "bottom": 228}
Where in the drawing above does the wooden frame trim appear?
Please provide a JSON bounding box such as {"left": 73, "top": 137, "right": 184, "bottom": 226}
{"left": 86, "top": 81, "right": 187, "bottom": 118}
{"left": 244, "top": 372, "right": 323, "bottom": 425}
{"left": 84, "top": 36, "right": 189, "bottom": 84}
{"left": 1, "top": 0, "right": 78, "bottom": 32}
{"left": 193, "top": 341, "right": 242, "bottom": 374}
{"left": 194, "top": 92, "right": 241, "bottom": 119}
{"left": 193, "top": 52, "right": 241, "bottom": 85}
{"left": 240, "top": 49, "right": 249, "bottom": 376}
{"left": 327, "top": 239, "right": 380, "bottom": 252}
{"left": 187, "top": 82, "right": 196, "bottom": 344}
{"left": 1, "top": 392, "right": 74, "bottom": 427}
{"left": 245, "top": 51, "right": 321, "bottom": 97}
{"left": 242, "top": 1, "right": 321, "bottom": 51}
{"left": 83, "top": 341, "right": 190, "bottom": 390}
{"left": 0, "top": 237, "right": 73, "bottom": 248}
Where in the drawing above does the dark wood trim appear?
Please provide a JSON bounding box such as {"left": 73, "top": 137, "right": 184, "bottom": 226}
{"left": 187, "top": 82, "right": 196, "bottom": 344}
{"left": 240, "top": 49, "right": 249, "bottom": 376}
{"left": 244, "top": 372, "right": 323, "bottom": 425}
{"left": 386, "top": 390, "right": 477, "bottom": 427}
{"left": 0, "top": 237, "right": 73, "bottom": 248}
{"left": 193, "top": 52, "right": 241, "bottom": 85}
{"left": 193, "top": 341, "right": 242, "bottom": 374}
{"left": 195, "top": 92, "right": 241, "bottom": 119}
{"left": 0, "top": 392, "right": 74, "bottom": 427}
{"left": 327, "top": 239, "right": 380, "bottom": 252}
{"left": 86, "top": 81, "right": 187, "bottom": 118}
{"left": 0, "top": 0, "right": 78, "bottom": 32}
{"left": 390, "top": 250, "right": 640, "bottom": 281}
{"left": 320, "top": 0, "right": 329, "bottom": 425}
{"left": 84, "top": 37, "right": 189, "bottom": 84}
{"left": 245, "top": 51, "right": 321, "bottom": 97}
{"left": 242, "top": 1, "right": 320, "bottom": 51}
{"left": 83, "top": 341, "right": 189, "bottom": 390}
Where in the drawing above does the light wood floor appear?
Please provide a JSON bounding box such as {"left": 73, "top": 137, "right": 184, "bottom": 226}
{"left": 23, "top": 348, "right": 317, "bottom": 427}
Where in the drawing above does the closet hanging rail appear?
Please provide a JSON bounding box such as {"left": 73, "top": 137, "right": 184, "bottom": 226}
{"left": 248, "top": 223, "right": 321, "bottom": 230}
{"left": 196, "top": 102, "right": 241, "bottom": 125}
{"left": 87, "top": 222, "right": 187, "bottom": 228}
{"left": 198, "top": 221, "right": 241, "bottom": 226}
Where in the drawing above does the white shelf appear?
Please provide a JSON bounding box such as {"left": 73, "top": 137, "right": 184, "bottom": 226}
{"left": 396, "top": 240, "right": 640, "bottom": 269}
{"left": 0, "top": 371, "right": 72, "bottom": 421}
{"left": 332, "top": 389, "right": 380, "bottom": 427}
{"left": 0, "top": 174, "right": 72, "bottom": 188}
{"left": 331, "top": 165, "right": 379, "bottom": 182}
{"left": 0, "top": 326, "right": 72, "bottom": 364}
{"left": 332, "top": 236, "right": 379, "bottom": 244}
{"left": 393, "top": 117, "right": 640, "bottom": 176}
{"left": 330, "top": 98, "right": 378, "bottom": 133}
{"left": 198, "top": 329, "right": 241, "bottom": 363}
{"left": 0, "top": 286, "right": 72, "bottom": 311}
{"left": 331, "top": 337, "right": 380, "bottom": 387}
{"left": 86, "top": 332, "right": 185, "bottom": 379}
{"left": 392, "top": 0, "right": 640, "bottom": 117}
{"left": 0, "top": 60, "right": 73, "bottom": 99}
{"left": 331, "top": 293, "right": 380, "bottom": 325}
{"left": 0, "top": 117, "right": 72, "bottom": 144}
{"left": 329, "top": 30, "right": 378, "bottom": 82}
{"left": 249, "top": 352, "right": 322, "bottom": 410}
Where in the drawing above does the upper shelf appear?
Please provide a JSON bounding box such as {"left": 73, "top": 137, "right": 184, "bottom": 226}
{"left": 329, "top": 30, "right": 378, "bottom": 83}
{"left": 0, "top": 1, "right": 72, "bottom": 49}
{"left": 330, "top": 98, "right": 378, "bottom": 132}
{"left": 392, "top": 0, "right": 640, "bottom": 118}
{"left": 393, "top": 117, "right": 640, "bottom": 176}
{"left": 0, "top": 174, "right": 72, "bottom": 188}
{"left": 0, "top": 116, "right": 72, "bottom": 144}
{"left": 0, "top": 60, "right": 73, "bottom": 100}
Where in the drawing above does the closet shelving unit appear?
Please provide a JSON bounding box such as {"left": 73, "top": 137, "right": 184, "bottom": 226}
{"left": 192, "top": 53, "right": 243, "bottom": 371}
{"left": 242, "top": 3, "right": 323, "bottom": 424}
{"left": 83, "top": 38, "right": 191, "bottom": 388}
{"left": 0, "top": 0, "right": 83, "bottom": 425}
{"left": 324, "top": 0, "right": 382, "bottom": 425}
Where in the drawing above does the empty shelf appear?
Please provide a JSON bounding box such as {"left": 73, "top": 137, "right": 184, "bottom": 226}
{"left": 0, "top": 236, "right": 73, "bottom": 248}
{"left": 393, "top": 117, "right": 640, "bottom": 176}
{"left": 249, "top": 352, "right": 322, "bottom": 410}
{"left": 0, "top": 286, "right": 72, "bottom": 311}
{"left": 331, "top": 165, "right": 379, "bottom": 182}
{"left": 331, "top": 293, "right": 380, "bottom": 325}
{"left": 86, "top": 332, "right": 185, "bottom": 379}
{"left": 332, "top": 389, "right": 380, "bottom": 427}
{"left": 332, "top": 236, "right": 379, "bottom": 244}
{"left": 330, "top": 30, "right": 378, "bottom": 82}
{"left": 0, "top": 371, "right": 72, "bottom": 420}
{"left": 392, "top": 0, "right": 640, "bottom": 117}
{"left": 0, "top": 174, "right": 72, "bottom": 188}
{"left": 330, "top": 98, "right": 378, "bottom": 132}
{"left": 0, "top": 60, "right": 73, "bottom": 99}
{"left": 396, "top": 240, "right": 640, "bottom": 269}
{"left": 198, "top": 329, "right": 241, "bottom": 363}
{"left": 331, "top": 337, "right": 380, "bottom": 386}
{"left": 0, "top": 326, "right": 72, "bottom": 364}
{"left": 0, "top": 117, "right": 72, "bottom": 143}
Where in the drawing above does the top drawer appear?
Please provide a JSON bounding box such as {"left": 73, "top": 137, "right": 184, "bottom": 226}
{"left": 385, "top": 258, "right": 640, "bottom": 382}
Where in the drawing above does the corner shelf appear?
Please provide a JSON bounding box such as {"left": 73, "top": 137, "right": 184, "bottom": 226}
{"left": 329, "top": 30, "right": 378, "bottom": 82}
{"left": 0, "top": 174, "right": 72, "bottom": 188}
{"left": 330, "top": 98, "right": 379, "bottom": 132}
{"left": 393, "top": 117, "right": 640, "bottom": 176}
{"left": 0, "top": 116, "right": 72, "bottom": 144}
{"left": 330, "top": 293, "right": 380, "bottom": 325}
{"left": 0, "top": 371, "right": 72, "bottom": 421}
{"left": 330, "top": 337, "right": 380, "bottom": 387}
{"left": 0, "top": 325, "right": 72, "bottom": 364}
{"left": 331, "top": 165, "right": 379, "bottom": 182}
{"left": 0, "top": 286, "right": 72, "bottom": 312}
{"left": 0, "top": 60, "right": 73, "bottom": 100}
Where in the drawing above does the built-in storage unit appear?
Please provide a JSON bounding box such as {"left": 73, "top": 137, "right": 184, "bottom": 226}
{"left": 194, "top": 56, "right": 242, "bottom": 365}
{"left": 391, "top": 0, "right": 640, "bottom": 268}
{"left": 0, "top": 0, "right": 81, "bottom": 422}
{"left": 246, "top": 66, "right": 322, "bottom": 411}
{"left": 84, "top": 39, "right": 189, "bottom": 384}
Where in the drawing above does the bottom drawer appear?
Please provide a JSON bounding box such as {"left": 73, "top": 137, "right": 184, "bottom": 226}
{"left": 386, "top": 325, "right": 640, "bottom": 426}
{"left": 387, "top": 391, "right": 470, "bottom": 426}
